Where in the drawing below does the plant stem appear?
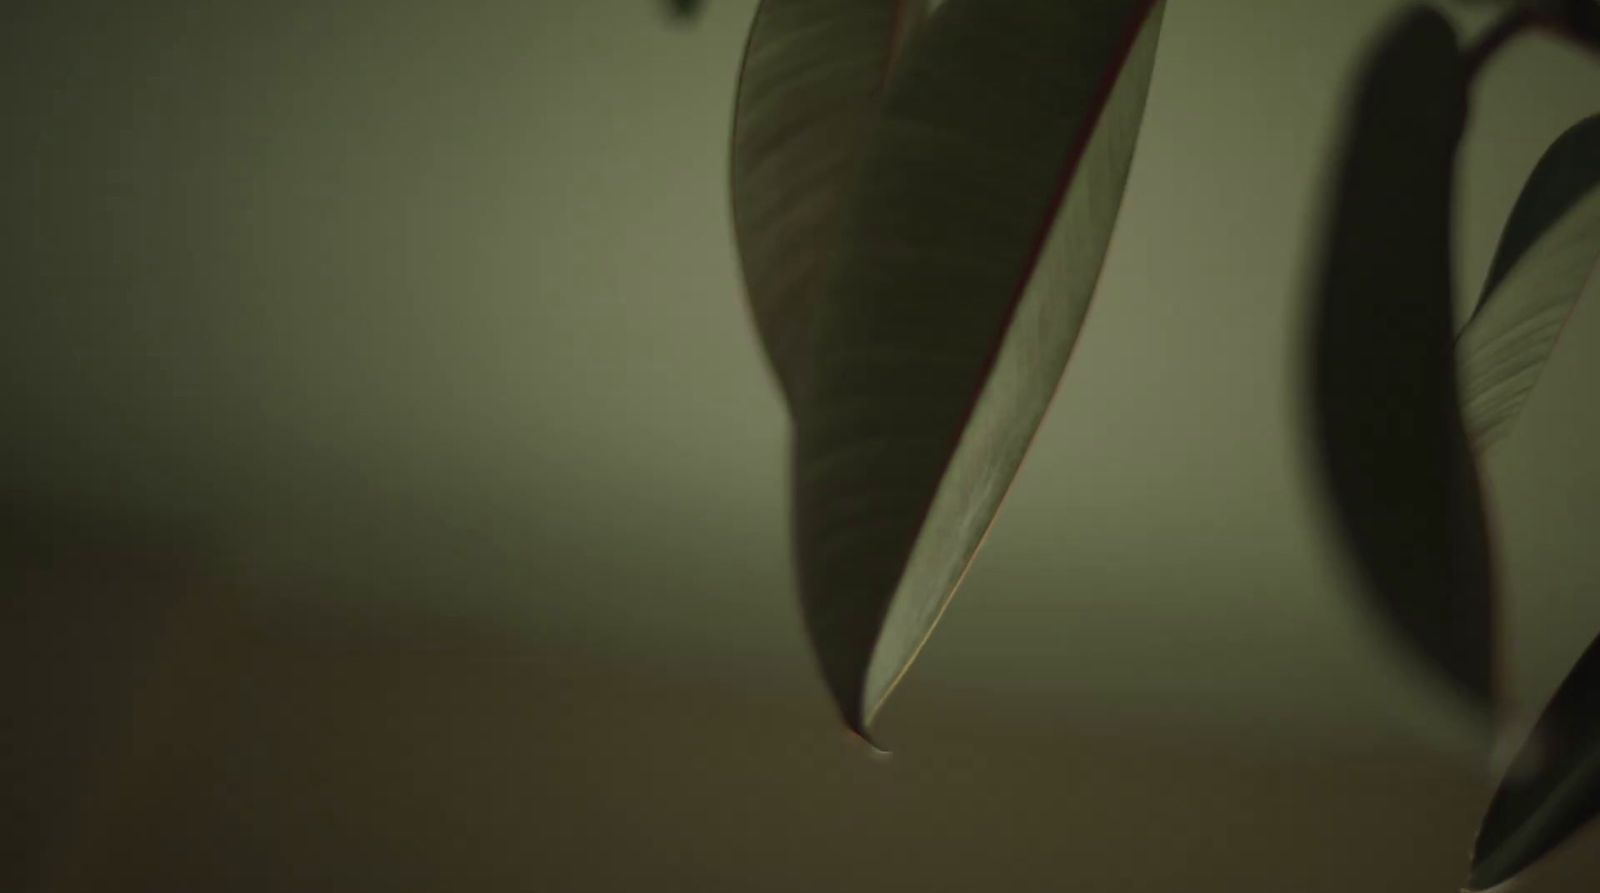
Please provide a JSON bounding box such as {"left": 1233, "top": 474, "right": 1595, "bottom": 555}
{"left": 1463, "top": 7, "right": 1535, "bottom": 83}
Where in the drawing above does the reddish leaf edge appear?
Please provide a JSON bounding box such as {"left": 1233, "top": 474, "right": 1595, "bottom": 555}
{"left": 844, "top": 0, "right": 1166, "bottom": 742}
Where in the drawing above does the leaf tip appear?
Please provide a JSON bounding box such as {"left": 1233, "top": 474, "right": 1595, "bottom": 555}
{"left": 844, "top": 724, "right": 893, "bottom": 758}
{"left": 1463, "top": 866, "right": 1516, "bottom": 893}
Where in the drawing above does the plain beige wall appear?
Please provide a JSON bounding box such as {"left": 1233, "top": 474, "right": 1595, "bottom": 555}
{"left": 5, "top": 0, "right": 1600, "bottom": 889}
{"left": 12, "top": 569, "right": 1600, "bottom": 892}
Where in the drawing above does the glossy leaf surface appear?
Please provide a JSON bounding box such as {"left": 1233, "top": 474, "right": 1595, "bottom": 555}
{"left": 1459, "top": 115, "right": 1600, "bottom": 449}
{"left": 731, "top": 0, "right": 925, "bottom": 404}
{"left": 1308, "top": 8, "right": 1495, "bottom": 707}
{"left": 792, "top": 0, "right": 1166, "bottom": 734}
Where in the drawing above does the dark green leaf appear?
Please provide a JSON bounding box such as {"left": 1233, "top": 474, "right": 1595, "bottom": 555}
{"left": 1458, "top": 115, "right": 1600, "bottom": 449}
{"left": 792, "top": 0, "right": 1166, "bottom": 736}
{"left": 1308, "top": 8, "right": 1495, "bottom": 706}
{"left": 1470, "top": 630, "right": 1600, "bottom": 889}
{"left": 730, "top": 0, "right": 926, "bottom": 406}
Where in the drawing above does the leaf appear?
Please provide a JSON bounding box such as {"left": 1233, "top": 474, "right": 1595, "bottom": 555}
{"left": 730, "top": 0, "right": 926, "bottom": 406}
{"left": 790, "top": 0, "right": 1166, "bottom": 736}
{"left": 1458, "top": 114, "right": 1600, "bottom": 449}
{"left": 1308, "top": 8, "right": 1496, "bottom": 707}
{"left": 1470, "top": 630, "right": 1600, "bottom": 889}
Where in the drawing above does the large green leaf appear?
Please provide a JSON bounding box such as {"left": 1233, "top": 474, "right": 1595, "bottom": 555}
{"left": 1308, "top": 8, "right": 1496, "bottom": 706}
{"left": 790, "top": 0, "right": 1166, "bottom": 736}
{"left": 730, "top": 0, "right": 926, "bottom": 405}
{"left": 1458, "top": 115, "right": 1600, "bottom": 449}
{"left": 1470, "top": 629, "right": 1600, "bottom": 889}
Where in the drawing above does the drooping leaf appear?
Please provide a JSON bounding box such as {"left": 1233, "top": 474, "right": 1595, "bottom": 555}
{"left": 791, "top": 0, "right": 1166, "bottom": 736}
{"left": 1458, "top": 114, "right": 1600, "bottom": 449}
{"left": 730, "top": 0, "right": 926, "bottom": 405}
{"left": 1470, "top": 630, "right": 1600, "bottom": 889}
{"left": 1308, "top": 8, "right": 1495, "bottom": 707}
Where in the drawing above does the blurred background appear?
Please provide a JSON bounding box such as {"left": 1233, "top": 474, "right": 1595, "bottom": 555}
{"left": 5, "top": 0, "right": 1600, "bottom": 889}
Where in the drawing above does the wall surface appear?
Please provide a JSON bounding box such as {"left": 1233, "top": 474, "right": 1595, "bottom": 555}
{"left": 5, "top": 0, "right": 1600, "bottom": 889}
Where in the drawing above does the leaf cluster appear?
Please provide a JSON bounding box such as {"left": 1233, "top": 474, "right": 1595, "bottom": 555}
{"left": 721, "top": 0, "right": 1600, "bottom": 887}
